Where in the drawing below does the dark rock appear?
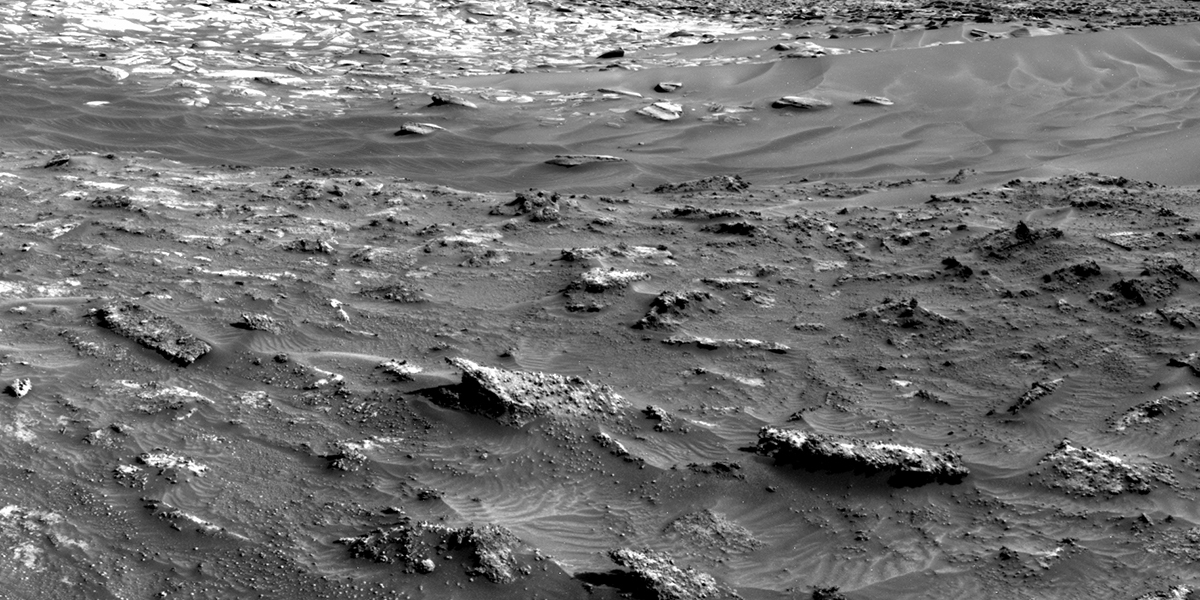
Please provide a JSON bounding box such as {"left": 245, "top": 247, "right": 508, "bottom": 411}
{"left": 754, "top": 426, "right": 969, "bottom": 485}
{"left": 429, "top": 93, "right": 478, "bottom": 109}
{"left": 284, "top": 238, "right": 334, "bottom": 254}
{"left": 90, "top": 194, "right": 132, "bottom": 208}
{"left": 42, "top": 153, "right": 71, "bottom": 168}
{"left": 545, "top": 154, "right": 627, "bottom": 167}
{"left": 607, "top": 548, "right": 735, "bottom": 600}
{"left": 655, "top": 82, "right": 683, "bottom": 93}
{"left": 771, "top": 96, "right": 832, "bottom": 110}
{"left": 652, "top": 175, "right": 750, "bottom": 194}
{"left": 95, "top": 303, "right": 212, "bottom": 365}
{"left": 443, "top": 357, "right": 629, "bottom": 426}
{"left": 1007, "top": 378, "right": 1063, "bottom": 414}
{"left": 812, "top": 587, "right": 849, "bottom": 600}
{"left": 597, "top": 48, "right": 625, "bottom": 59}
{"left": 978, "top": 221, "right": 1063, "bottom": 259}
{"left": 702, "top": 221, "right": 759, "bottom": 236}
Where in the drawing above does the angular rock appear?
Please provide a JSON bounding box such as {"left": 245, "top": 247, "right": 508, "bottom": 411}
{"left": 634, "top": 290, "right": 713, "bottom": 330}
{"left": 754, "top": 426, "right": 969, "bottom": 485}
{"left": 284, "top": 238, "right": 334, "bottom": 254}
{"left": 607, "top": 548, "right": 734, "bottom": 600}
{"left": 339, "top": 518, "right": 531, "bottom": 584}
{"left": 853, "top": 96, "right": 894, "bottom": 106}
{"left": 237, "top": 313, "right": 281, "bottom": 333}
{"left": 1036, "top": 439, "right": 1175, "bottom": 496}
{"left": 1007, "top": 378, "right": 1063, "bottom": 414}
{"left": 5, "top": 378, "right": 32, "bottom": 398}
{"left": 655, "top": 82, "right": 683, "bottom": 93}
{"left": 545, "top": 154, "right": 627, "bottom": 167}
{"left": 394, "top": 122, "right": 445, "bottom": 136}
{"left": 95, "top": 303, "right": 212, "bottom": 365}
{"left": 42, "top": 153, "right": 71, "bottom": 168}
{"left": 637, "top": 101, "right": 684, "bottom": 121}
{"left": 771, "top": 96, "right": 832, "bottom": 110}
{"left": 429, "top": 93, "right": 478, "bottom": 109}
{"left": 444, "top": 357, "right": 629, "bottom": 426}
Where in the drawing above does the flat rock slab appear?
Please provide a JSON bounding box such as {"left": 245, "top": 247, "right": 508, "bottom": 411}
{"left": 854, "top": 96, "right": 894, "bottom": 106}
{"left": 394, "top": 122, "right": 445, "bottom": 136}
{"left": 755, "top": 426, "right": 969, "bottom": 485}
{"left": 637, "top": 101, "right": 684, "bottom": 121}
{"left": 771, "top": 96, "right": 832, "bottom": 110}
{"left": 545, "top": 154, "right": 627, "bottom": 167}
{"left": 95, "top": 302, "right": 212, "bottom": 365}
{"left": 445, "top": 357, "right": 629, "bottom": 426}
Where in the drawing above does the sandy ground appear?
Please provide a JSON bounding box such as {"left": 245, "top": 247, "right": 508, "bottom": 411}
{"left": 2, "top": 1, "right": 1200, "bottom": 599}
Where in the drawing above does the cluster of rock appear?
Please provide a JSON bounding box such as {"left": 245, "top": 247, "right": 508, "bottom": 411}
{"left": 634, "top": 290, "right": 714, "bottom": 330}
{"left": 754, "top": 426, "right": 969, "bottom": 485}
{"left": 338, "top": 518, "right": 530, "bottom": 584}
{"left": 93, "top": 302, "right": 211, "bottom": 365}
{"left": 444, "top": 358, "right": 629, "bottom": 426}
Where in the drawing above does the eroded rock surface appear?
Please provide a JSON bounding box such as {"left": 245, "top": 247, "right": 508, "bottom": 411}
{"left": 339, "top": 518, "right": 532, "bottom": 584}
{"left": 755, "top": 426, "right": 969, "bottom": 485}
{"left": 94, "top": 302, "right": 212, "bottom": 365}
{"left": 444, "top": 358, "right": 629, "bottom": 426}
{"left": 607, "top": 547, "right": 735, "bottom": 600}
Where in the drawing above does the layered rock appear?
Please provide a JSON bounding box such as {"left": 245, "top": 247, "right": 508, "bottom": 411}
{"left": 754, "top": 426, "right": 969, "bottom": 485}
{"left": 94, "top": 302, "right": 212, "bottom": 365}
{"left": 445, "top": 358, "right": 629, "bottom": 426}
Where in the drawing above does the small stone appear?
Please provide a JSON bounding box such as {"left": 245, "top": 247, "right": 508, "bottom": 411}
{"left": 853, "top": 96, "right": 894, "bottom": 106}
{"left": 6, "top": 378, "right": 32, "bottom": 398}
{"left": 598, "top": 87, "right": 643, "bottom": 98}
{"left": 772, "top": 96, "right": 832, "bottom": 110}
{"left": 637, "top": 101, "right": 683, "bottom": 121}
{"left": 654, "top": 82, "right": 683, "bottom": 93}
{"left": 597, "top": 48, "right": 625, "bottom": 59}
{"left": 395, "top": 122, "right": 445, "bottom": 136}
{"left": 429, "top": 93, "right": 478, "bottom": 109}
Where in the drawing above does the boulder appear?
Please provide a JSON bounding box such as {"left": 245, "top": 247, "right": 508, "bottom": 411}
{"left": 754, "top": 426, "right": 969, "bottom": 485}
{"left": 5, "top": 378, "right": 32, "bottom": 398}
{"left": 607, "top": 548, "right": 735, "bottom": 600}
{"left": 444, "top": 357, "right": 629, "bottom": 426}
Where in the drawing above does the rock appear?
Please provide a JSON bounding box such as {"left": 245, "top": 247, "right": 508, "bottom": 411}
{"left": 98, "top": 65, "right": 129, "bottom": 81}
{"left": 378, "top": 359, "right": 422, "bottom": 381}
{"left": 847, "top": 297, "right": 963, "bottom": 331}
{"left": 1036, "top": 439, "right": 1175, "bottom": 496}
{"left": 594, "top": 432, "right": 636, "bottom": 461}
{"left": 597, "top": 48, "right": 625, "bottom": 59}
{"left": 90, "top": 194, "right": 132, "bottom": 208}
{"left": 663, "top": 336, "right": 789, "bottom": 353}
{"left": 754, "top": 426, "right": 969, "bottom": 485}
{"left": 579, "top": 268, "right": 650, "bottom": 292}
{"left": 853, "top": 96, "right": 894, "bottom": 106}
{"left": 655, "top": 82, "right": 683, "bottom": 93}
{"left": 771, "top": 96, "right": 832, "bottom": 110}
{"left": 812, "top": 587, "right": 849, "bottom": 600}
{"left": 237, "top": 313, "right": 281, "bottom": 333}
{"left": 138, "top": 451, "right": 208, "bottom": 476}
{"left": 339, "top": 518, "right": 531, "bottom": 584}
{"left": 502, "top": 189, "right": 561, "bottom": 221}
{"left": 5, "top": 378, "right": 32, "bottom": 398}
{"left": 358, "top": 283, "right": 429, "bottom": 303}
{"left": 598, "top": 87, "right": 643, "bottom": 98}
{"left": 95, "top": 302, "right": 212, "bottom": 365}
{"left": 429, "top": 93, "right": 478, "bottom": 109}
{"left": 652, "top": 175, "right": 750, "bottom": 194}
{"left": 284, "top": 238, "right": 334, "bottom": 254}
{"left": 978, "top": 221, "right": 1063, "bottom": 259}
{"left": 326, "top": 441, "right": 368, "bottom": 472}
{"left": 544, "top": 154, "right": 627, "bottom": 167}
{"left": 607, "top": 548, "right": 734, "bottom": 600}
{"left": 1110, "top": 393, "right": 1197, "bottom": 432}
{"left": 702, "top": 221, "right": 759, "bottom": 235}
{"left": 1134, "top": 586, "right": 1194, "bottom": 600}
{"left": 1007, "top": 378, "right": 1063, "bottom": 414}
{"left": 637, "top": 101, "right": 684, "bottom": 121}
{"left": 634, "top": 290, "right": 713, "bottom": 330}
{"left": 42, "top": 153, "right": 71, "bottom": 168}
{"left": 663, "top": 509, "right": 762, "bottom": 553}
{"left": 444, "top": 357, "right": 629, "bottom": 426}
{"left": 394, "top": 122, "right": 445, "bottom": 136}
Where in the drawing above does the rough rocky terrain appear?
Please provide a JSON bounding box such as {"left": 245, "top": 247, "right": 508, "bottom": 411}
{"left": 2, "top": 1, "right": 1200, "bottom": 599}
